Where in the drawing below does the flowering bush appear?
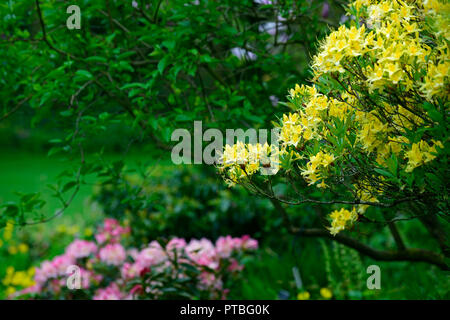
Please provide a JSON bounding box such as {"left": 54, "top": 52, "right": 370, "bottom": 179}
{"left": 219, "top": 0, "right": 449, "bottom": 268}
{"left": 13, "top": 219, "right": 258, "bottom": 300}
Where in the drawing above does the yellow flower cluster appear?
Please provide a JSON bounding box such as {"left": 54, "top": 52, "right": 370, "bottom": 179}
{"left": 285, "top": 0, "right": 447, "bottom": 180}
{"left": 3, "top": 221, "right": 14, "bottom": 241}
{"left": 328, "top": 208, "right": 358, "bottom": 236}
{"left": 405, "top": 140, "right": 442, "bottom": 172}
{"left": 2, "top": 266, "right": 36, "bottom": 293}
{"left": 297, "top": 291, "right": 310, "bottom": 300}
{"left": 320, "top": 287, "right": 333, "bottom": 299}
{"left": 282, "top": 85, "right": 353, "bottom": 152}
{"left": 313, "top": 0, "right": 449, "bottom": 99}
{"left": 301, "top": 151, "right": 335, "bottom": 188}
{"left": 356, "top": 111, "right": 389, "bottom": 153}
{"left": 313, "top": 24, "right": 367, "bottom": 74}
{"left": 56, "top": 224, "right": 80, "bottom": 235}
{"left": 219, "top": 142, "right": 278, "bottom": 186}
{"left": 7, "top": 243, "right": 29, "bottom": 255}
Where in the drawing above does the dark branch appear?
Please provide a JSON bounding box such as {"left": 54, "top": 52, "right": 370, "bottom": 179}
{"left": 292, "top": 227, "right": 448, "bottom": 270}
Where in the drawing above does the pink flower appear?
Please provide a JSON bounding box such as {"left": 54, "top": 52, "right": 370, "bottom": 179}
{"left": 127, "top": 248, "right": 140, "bottom": 261}
{"left": 129, "top": 284, "right": 143, "bottom": 296}
{"left": 216, "top": 236, "right": 235, "bottom": 258}
{"left": 186, "top": 239, "right": 218, "bottom": 269}
{"left": 198, "top": 272, "right": 223, "bottom": 291}
{"left": 27, "top": 217, "right": 259, "bottom": 300}
{"left": 51, "top": 254, "right": 75, "bottom": 275}
{"left": 240, "top": 235, "right": 258, "bottom": 250}
{"left": 166, "top": 238, "right": 186, "bottom": 252}
{"left": 121, "top": 262, "right": 146, "bottom": 280}
{"left": 66, "top": 240, "right": 97, "bottom": 259}
{"left": 166, "top": 238, "right": 186, "bottom": 258}
{"left": 95, "top": 233, "right": 107, "bottom": 245}
{"left": 77, "top": 268, "right": 102, "bottom": 289}
{"left": 99, "top": 243, "right": 126, "bottom": 266}
{"left": 93, "top": 283, "right": 123, "bottom": 300}
{"left": 34, "top": 261, "right": 57, "bottom": 284}
{"left": 227, "top": 259, "right": 244, "bottom": 272}
{"left": 95, "top": 218, "right": 130, "bottom": 244}
{"left": 137, "top": 241, "right": 167, "bottom": 267}
{"left": 13, "top": 284, "right": 42, "bottom": 298}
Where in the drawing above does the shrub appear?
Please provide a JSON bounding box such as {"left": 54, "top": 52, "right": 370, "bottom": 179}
{"left": 218, "top": 0, "right": 449, "bottom": 269}
{"left": 13, "top": 218, "right": 258, "bottom": 300}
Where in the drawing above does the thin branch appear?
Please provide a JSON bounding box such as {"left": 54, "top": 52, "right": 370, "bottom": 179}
{"left": 24, "top": 144, "right": 85, "bottom": 226}
{"left": 35, "top": 0, "right": 80, "bottom": 61}
{"left": 0, "top": 96, "right": 31, "bottom": 122}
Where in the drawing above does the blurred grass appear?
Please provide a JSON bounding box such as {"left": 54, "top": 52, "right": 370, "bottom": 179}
{"left": 0, "top": 151, "right": 99, "bottom": 231}
{"left": 0, "top": 151, "right": 174, "bottom": 232}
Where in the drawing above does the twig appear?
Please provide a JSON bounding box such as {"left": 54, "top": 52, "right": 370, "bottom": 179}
{"left": 0, "top": 96, "right": 31, "bottom": 122}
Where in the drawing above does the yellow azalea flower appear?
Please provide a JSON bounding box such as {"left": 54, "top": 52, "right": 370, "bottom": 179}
{"left": 327, "top": 208, "right": 358, "bottom": 235}
{"left": 8, "top": 245, "right": 18, "bottom": 255}
{"left": 6, "top": 287, "right": 15, "bottom": 296}
{"left": 297, "top": 291, "right": 310, "bottom": 300}
{"left": 28, "top": 267, "right": 35, "bottom": 277}
{"left": 18, "top": 243, "right": 29, "bottom": 253}
{"left": 321, "top": 153, "right": 335, "bottom": 167}
{"left": 84, "top": 227, "right": 94, "bottom": 237}
{"left": 405, "top": 140, "right": 441, "bottom": 172}
{"left": 3, "top": 221, "right": 14, "bottom": 240}
{"left": 318, "top": 180, "right": 328, "bottom": 189}
{"left": 320, "top": 288, "right": 333, "bottom": 299}
{"left": 56, "top": 225, "right": 68, "bottom": 234}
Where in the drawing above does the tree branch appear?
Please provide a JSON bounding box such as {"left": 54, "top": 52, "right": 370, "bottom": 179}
{"left": 0, "top": 96, "right": 31, "bottom": 122}
{"left": 271, "top": 200, "right": 448, "bottom": 270}
{"left": 292, "top": 227, "right": 448, "bottom": 270}
{"left": 387, "top": 222, "right": 406, "bottom": 251}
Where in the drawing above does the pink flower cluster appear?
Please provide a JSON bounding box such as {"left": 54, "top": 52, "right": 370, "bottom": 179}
{"left": 15, "top": 219, "right": 258, "bottom": 300}
{"left": 23, "top": 240, "right": 101, "bottom": 295}
{"left": 95, "top": 218, "right": 130, "bottom": 244}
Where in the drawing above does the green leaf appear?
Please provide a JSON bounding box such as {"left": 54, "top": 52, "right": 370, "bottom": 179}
{"left": 158, "top": 56, "right": 169, "bottom": 75}
{"left": 75, "top": 70, "right": 93, "bottom": 80}
{"left": 162, "top": 40, "right": 176, "bottom": 51}
{"left": 1, "top": 203, "right": 19, "bottom": 218}
{"left": 62, "top": 181, "right": 78, "bottom": 193}
{"left": 374, "top": 168, "right": 394, "bottom": 179}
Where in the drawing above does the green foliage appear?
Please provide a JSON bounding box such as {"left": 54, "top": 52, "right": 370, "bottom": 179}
{"left": 93, "top": 166, "right": 278, "bottom": 244}
{"left": 0, "top": 0, "right": 343, "bottom": 227}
